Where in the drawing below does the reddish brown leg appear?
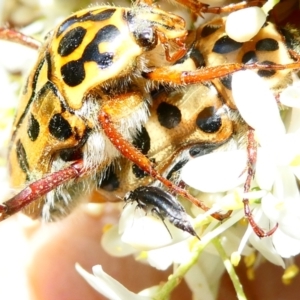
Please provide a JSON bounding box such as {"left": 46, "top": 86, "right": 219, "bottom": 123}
{"left": 99, "top": 110, "right": 232, "bottom": 221}
{"left": 174, "top": 0, "right": 266, "bottom": 16}
{"left": 144, "top": 61, "right": 300, "bottom": 84}
{"left": 175, "top": 0, "right": 209, "bottom": 16}
{"left": 157, "top": 31, "right": 187, "bottom": 62}
{"left": 144, "top": 63, "right": 248, "bottom": 84}
{"left": 0, "top": 160, "right": 85, "bottom": 221}
{"left": 243, "top": 128, "right": 278, "bottom": 237}
{"left": 288, "top": 49, "right": 300, "bottom": 62}
{"left": 200, "top": 0, "right": 266, "bottom": 14}
{"left": 0, "top": 28, "right": 41, "bottom": 50}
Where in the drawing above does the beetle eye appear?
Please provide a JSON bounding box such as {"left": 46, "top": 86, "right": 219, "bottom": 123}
{"left": 135, "top": 27, "right": 158, "bottom": 50}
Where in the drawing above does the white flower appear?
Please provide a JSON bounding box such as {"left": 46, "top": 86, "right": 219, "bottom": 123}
{"left": 182, "top": 70, "right": 300, "bottom": 265}
{"left": 225, "top": 0, "right": 280, "bottom": 43}
{"left": 233, "top": 70, "right": 300, "bottom": 259}
{"left": 226, "top": 7, "right": 267, "bottom": 42}
{"left": 76, "top": 263, "right": 154, "bottom": 300}
{"left": 101, "top": 203, "right": 198, "bottom": 270}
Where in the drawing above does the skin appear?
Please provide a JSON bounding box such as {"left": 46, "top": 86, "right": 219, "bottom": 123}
{"left": 0, "top": 202, "right": 191, "bottom": 300}
{"left": 0, "top": 201, "right": 299, "bottom": 300}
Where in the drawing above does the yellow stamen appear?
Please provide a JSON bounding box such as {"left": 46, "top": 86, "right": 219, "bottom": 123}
{"left": 231, "top": 251, "right": 241, "bottom": 266}
{"left": 282, "top": 264, "right": 299, "bottom": 285}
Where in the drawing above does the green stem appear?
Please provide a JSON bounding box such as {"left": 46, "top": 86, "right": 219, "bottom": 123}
{"left": 212, "top": 238, "right": 247, "bottom": 300}
{"left": 154, "top": 239, "right": 209, "bottom": 300}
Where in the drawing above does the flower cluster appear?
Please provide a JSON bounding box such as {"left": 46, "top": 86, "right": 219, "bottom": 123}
{"left": 77, "top": 1, "right": 300, "bottom": 299}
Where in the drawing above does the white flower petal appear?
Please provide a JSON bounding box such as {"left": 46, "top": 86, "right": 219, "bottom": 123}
{"left": 255, "top": 148, "right": 277, "bottom": 191}
{"left": 261, "top": 190, "right": 282, "bottom": 218}
{"left": 249, "top": 234, "right": 285, "bottom": 267}
{"left": 232, "top": 70, "right": 285, "bottom": 146}
{"left": 285, "top": 106, "right": 300, "bottom": 133}
{"left": 291, "top": 164, "right": 300, "bottom": 180}
{"left": 261, "top": 166, "right": 300, "bottom": 240}
{"left": 138, "top": 286, "right": 160, "bottom": 297}
{"left": 75, "top": 264, "right": 150, "bottom": 300}
{"left": 248, "top": 210, "right": 285, "bottom": 267}
{"left": 280, "top": 86, "right": 300, "bottom": 108}
{"left": 273, "top": 229, "right": 300, "bottom": 258}
{"left": 278, "top": 213, "right": 300, "bottom": 240}
{"left": 146, "top": 241, "right": 191, "bottom": 270}
{"left": 181, "top": 150, "right": 247, "bottom": 193}
{"left": 273, "top": 166, "right": 299, "bottom": 208}
{"left": 226, "top": 7, "right": 266, "bottom": 42}
{"left": 272, "top": 133, "right": 300, "bottom": 165}
{"left": 121, "top": 215, "right": 172, "bottom": 250}
{"left": 101, "top": 225, "right": 137, "bottom": 257}
{"left": 120, "top": 205, "right": 190, "bottom": 250}
{"left": 185, "top": 261, "right": 219, "bottom": 300}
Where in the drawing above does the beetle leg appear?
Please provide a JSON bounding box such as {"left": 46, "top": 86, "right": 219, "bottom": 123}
{"left": 200, "top": 0, "right": 266, "bottom": 14}
{"left": 144, "top": 62, "right": 300, "bottom": 84}
{"left": 0, "top": 28, "right": 41, "bottom": 50}
{"left": 174, "top": 0, "right": 208, "bottom": 17}
{"left": 150, "top": 207, "right": 173, "bottom": 238}
{"left": 144, "top": 63, "right": 250, "bottom": 84}
{"left": 173, "top": 0, "right": 266, "bottom": 17}
{"left": 0, "top": 160, "right": 85, "bottom": 221}
{"left": 243, "top": 128, "right": 278, "bottom": 237}
{"left": 99, "top": 110, "right": 232, "bottom": 221}
{"left": 156, "top": 31, "right": 187, "bottom": 63}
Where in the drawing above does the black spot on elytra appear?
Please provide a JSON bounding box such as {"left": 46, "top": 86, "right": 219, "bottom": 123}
{"left": 60, "top": 24, "right": 118, "bottom": 87}
{"left": 242, "top": 51, "right": 258, "bottom": 64}
{"left": 61, "top": 60, "right": 85, "bottom": 87}
{"left": 16, "top": 140, "right": 30, "bottom": 179}
{"left": 12, "top": 58, "right": 45, "bottom": 141}
{"left": 196, "top": 107, "right": 222, "bottom": 133}
{"left": 57, "top": 8, "right": 116, "bottom": 37}
{"left": 256, "top": 38, "right": 279, "bottom": 51}
{"left": 132, "top": 126, "right": 150, "bottom": 155}
{"left": 58, "top": 26, "right": 87, "bottom": 57}
{"left": 213, "top": 35, "right": 243, "bottom": 54}
{"left": 132, "top": 164, "right": 148, "bottom": 179}
{"left": 27, "top": 114, "right": 40, "bottom": 141}
{"left": 82, "top": 25, "right": 117, "bottom": 65}
{"left": 132, "top": 158, "right": 155, "bottom": 179}
{"left": 257, "top": 60, "right": 276, "bottom": 77}
{"left": 201, "top": 25, "right": 221, "bottom": 38}
{"left": 220, "top": 74, "right": 232, "bottom": 90}
{"left": 157, "top": 102, "right": 181, "bottom": 129}
{"left": 49, "top": 113, "right": 72, "bottom": 141}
